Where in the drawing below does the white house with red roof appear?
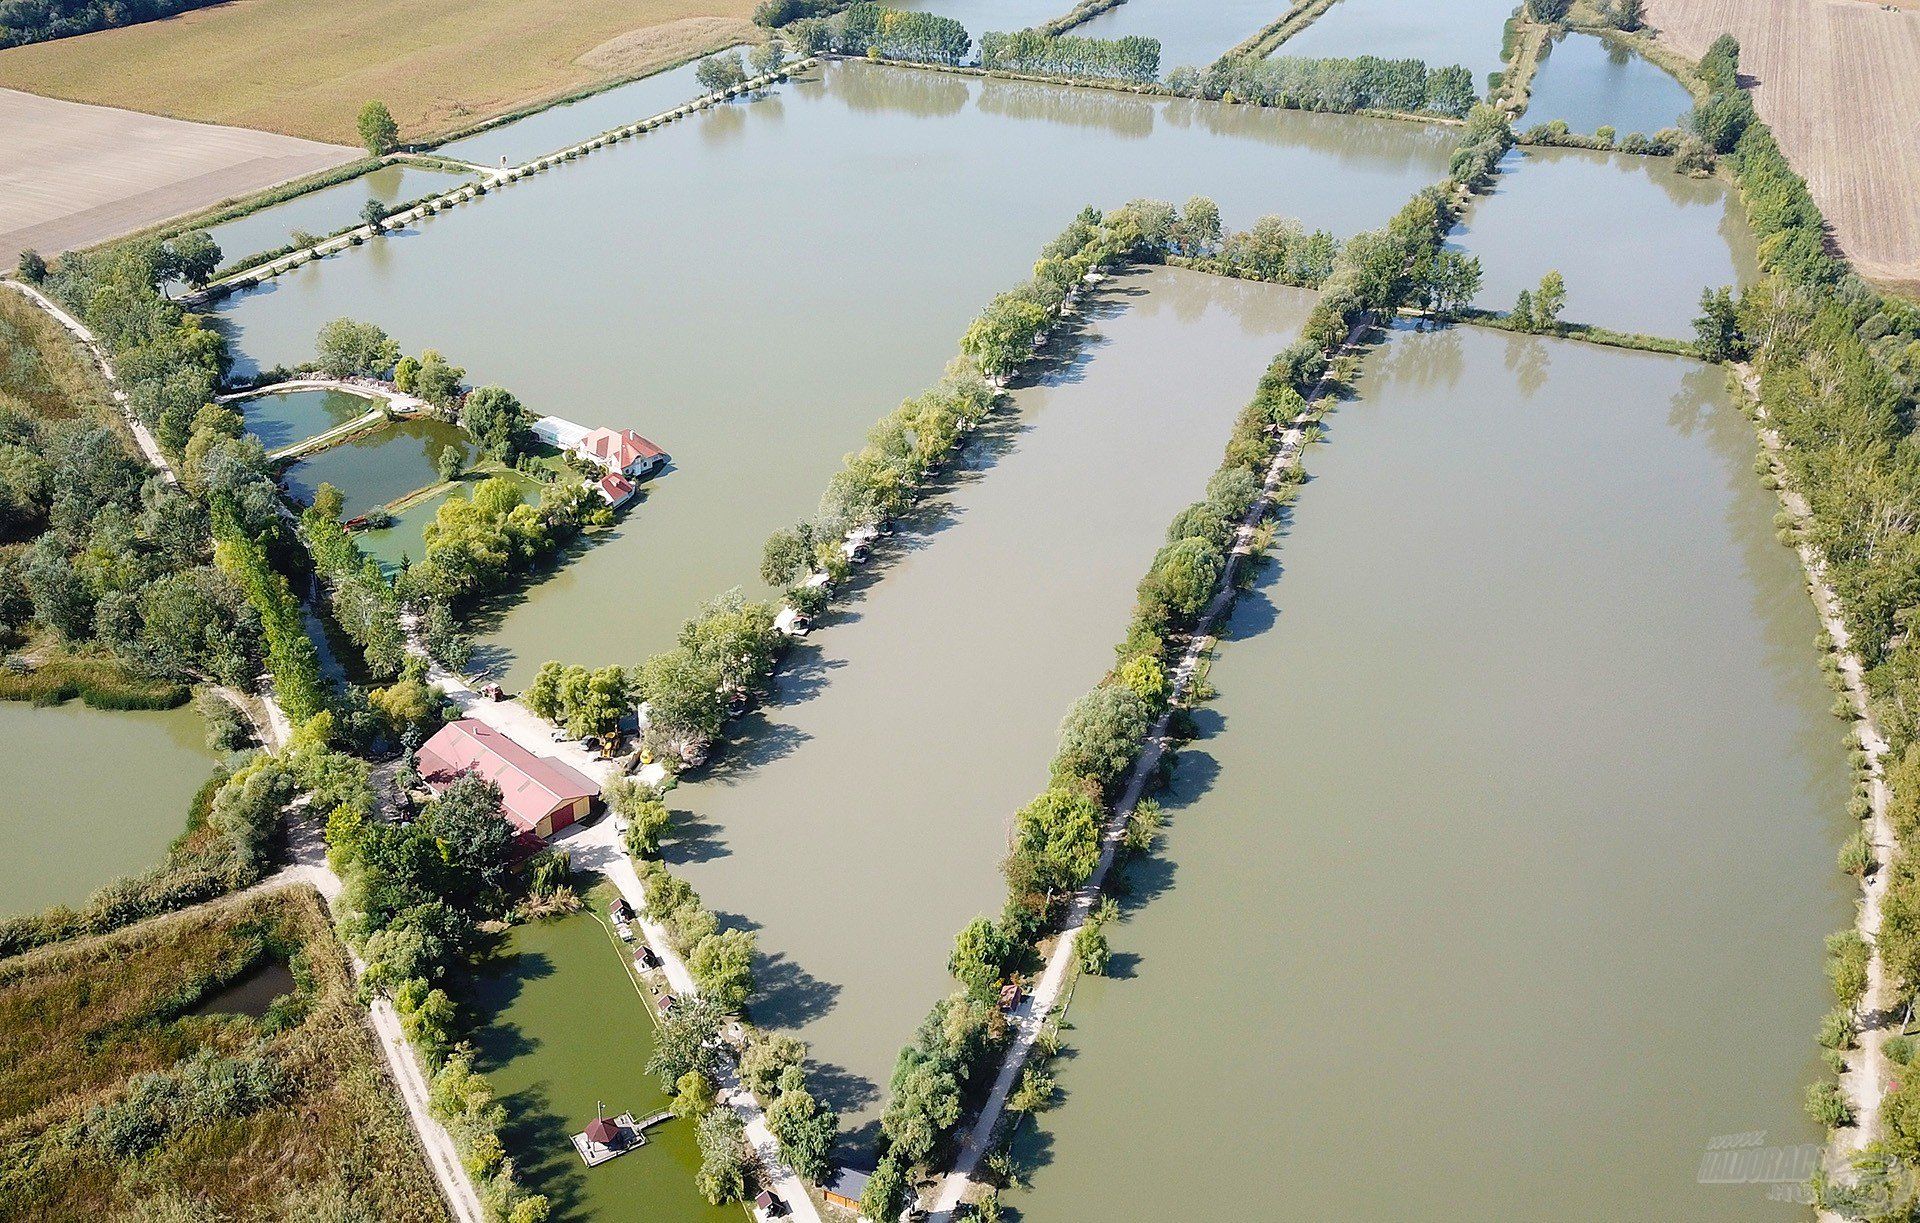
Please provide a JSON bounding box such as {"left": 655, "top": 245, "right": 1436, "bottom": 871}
{"left": 416, "top": 718, "right": 600, "bottom": 838}
{"left": 578, "top": 427, "right": 666, "bottom": 478}
{"left": 596, "top": 472, "right": 636, "bottom": 508}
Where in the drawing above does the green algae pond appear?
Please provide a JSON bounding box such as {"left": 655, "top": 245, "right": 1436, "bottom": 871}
{"left": 467, "top": 897, "right": 736, "bottom": 1223}
{"left": 0, "top": 700, "right": 220, "bottom": 918}
{"left": 1004, "top": 321, "right": 1848, "bottom": 1221}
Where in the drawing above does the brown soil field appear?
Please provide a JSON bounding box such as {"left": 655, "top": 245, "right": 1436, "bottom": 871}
{"left": 0, "top": 0, "right": 761, "bottom": 146}
{"left": 0, "top": 87, "right": 355, "bottom": 268}
{"left": 1646, "top": 0, "right": 1920, "bottom": 292}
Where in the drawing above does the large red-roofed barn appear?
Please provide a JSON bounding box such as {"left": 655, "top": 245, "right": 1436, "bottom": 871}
{"left": 416, "top": 718, "right": 599, "bottom": 838}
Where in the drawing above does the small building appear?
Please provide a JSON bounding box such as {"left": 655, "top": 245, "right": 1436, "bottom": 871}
{"left": 531, "top": 414, "right": 590, "bottom": 452}
{"left": 415, "top": 719, "right": 599, "bottom": 839}
{"left": 597, "top": 472, "right": 636, "bottom": 507}
{"left": 822, "top": 1167, "right": 872, "bottom": 1213}
{"left": 578, "top": 427, "right": 666, "bottom": 478}
{"left": 754, "top": 1189, "right": 786, "bottom": 1217}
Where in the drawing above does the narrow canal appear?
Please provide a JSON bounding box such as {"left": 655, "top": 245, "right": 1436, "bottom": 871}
{"left": 0, "top": 700, "right": 220, "bottom": 917}
{"left": 211, "top": 60, "right": 1454, "bottom": 687}
{"left": 1003, "top": 321, "right": 1848, "bottom": 1220}
{"left": 665, "top": 267, "right": 1316, "bottom": 1137}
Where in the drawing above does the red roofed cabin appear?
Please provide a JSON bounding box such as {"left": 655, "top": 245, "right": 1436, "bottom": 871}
{"left": 416, "top": 719, "right": 600, "bottom": 839}
{"left": 577, "top": 428, "right": 666, "bottom": 478}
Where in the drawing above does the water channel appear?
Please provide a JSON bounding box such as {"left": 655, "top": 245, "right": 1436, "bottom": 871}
{"left": 1003, "top": 321, "right": 1847, "bottom": 1221}
{"left": 1525, "top": 30, "right": 1696, "bottom": 137}
{"left": 1449, "top": 144, "right": 1757, "bottom": 339}
{"left": 0, "top": 700, "right": 219, "bottom": 918}
{"left": 665, "top": 266, "right": 1315, "bottom": 1136}
{"left": 280, "top": 418, "right": 472, "bottom": 519}
{"left": 197, "top": 164, "right": 472, "bottom": 275}
{"left": 1276, "top": 0, "right": 1518, "bottom": 84}
{"left": 211, "top": 60, "right": 1455, "bottom": 689}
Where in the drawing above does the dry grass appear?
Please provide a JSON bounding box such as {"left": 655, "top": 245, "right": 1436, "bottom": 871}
{"left": 577, "top": 14, "right": 763, "bottom": 75}
{"left": 0, "top": 0, "right": 761, "bottom": 146}
{"left": 0, "top": 288, "right": 111, "bottom": 422}
{"left": 0, "top": 87, "right": 354, "bottom": 268}
{"left": 1646, "top": 0, "right": 1920, "bottom": 292}
{"left": 0, "top": 887, "right": 447, "bottom": 1221}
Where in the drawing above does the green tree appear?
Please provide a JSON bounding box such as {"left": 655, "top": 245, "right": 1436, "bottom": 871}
{"left": 1532, "top": 271, "right": 1566, "bottom": 330}
{"left": 460, "top": 386, "right": 531, "bottom": 462}
{"left": 437, "top": 445, "right": 463, "bottom": 483}
{"left": 766, "top": 1085, "right": 837, "bottom": 1180}
{"left": 358, "top": 101, "right": 400, "bottom": 155}
{"left": 417, "top": 773, "right": 516, "bottom": 908}
{"left": 689, "top": 927, "right": 756, "bottom": 1011}
{"left": 860, "top": 1156, "right": 909, "bottom": 1222}
{"left": 694, "top": 50, "right": 748, "bottom": 93}
{"left": 741, "top": 1033, "right": 808, "bottom": 1098}
{"left": 1510, "top": 287, "right": 1536, "bottom": 332}
{"left": 1009, "top": 785, "right": 1103, "bottom": 903}
{"left": 948, "top": 916, "right": 1013, "bottom": 1001}
{"left": 1692, "top": 286, "right": 1745, "bottom": 362}
{"left": 694, "top": 1108, "right": 749, "bottom": 1204}
{"left": 411, "top": 349, "right": 465, "bottom": 409}
{"left": 16, "top": 249, "right": 46, "bottom": 282}
{"left": 1052, "top": 683, "right": 1149, "bottom": 792}
{"left": 646, "top": 996, "right": 726, "bottom": 1088}
{"left": 672, "top": 1070, "right": 717, "bottom": 1120}
{"left": 166, "top": 230, "right": 222, "bottom": 287}
{"left": 361, "top": 198, "right": 390, "bottom": 230}
{"left": 749, "top": 38, "right": 785, "bottom": 77}
{"left": 761, "top": 522, "right": 816, "bottom": 586}
{"left": 314, "top": 318, "right": 399, "bottom": 379}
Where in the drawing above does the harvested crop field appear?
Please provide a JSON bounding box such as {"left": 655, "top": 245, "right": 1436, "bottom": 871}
{"left": 0, "top": 88, "right": 354, "bottom": 268}
{"left": 0, "top": 0, "right": 761, "bottom": 146}
{"left": 1646, "top": 0, "right": 1920, "bottom": 292}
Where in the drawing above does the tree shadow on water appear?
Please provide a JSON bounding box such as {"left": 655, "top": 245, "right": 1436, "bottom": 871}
{"left": 748, "top": 949, "right": 843, "bottom": 1029}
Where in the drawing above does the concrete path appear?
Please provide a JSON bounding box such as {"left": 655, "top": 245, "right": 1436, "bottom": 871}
{"left": 2, "top": 278, "right": 175, "bottom": 481}
{"left": 925, "top": 326, "right": 1363, "bottom": 1222}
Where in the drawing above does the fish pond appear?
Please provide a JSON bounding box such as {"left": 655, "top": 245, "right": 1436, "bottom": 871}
{"left": 213, "top": 59, "right": 1455, "bottom": 687}
{"left": 1525, "top": 31, "right": 1696, "bottom": 137}
{"left": 467, "top": 898, "right": 735, "bottom": 1223}
{"left": 0, "top": 700, "right": 220, "bottom": 918}
{"left": 1005, "top": 322, "right": 1846, "bottom": 1221}
{"left": 666, "top": 267, "right": 1315, "bottom": 1134}
{"left": 198, "top": 163, "right": 472, "bottom": 275}
{"left": 1449, "top": 144, "right": 1757, "bottom": 339}
{"left": 237, "top": 386, "right": 379, "bottom": 452}
{"left": 1276, "top": 0, "right": 1518, "bottom": 83}
{"left": 1071, "top": 0, "right": 1290, "bottom": 70}
{"left": 279, "top": 418, "right": 472, "bottom": 519}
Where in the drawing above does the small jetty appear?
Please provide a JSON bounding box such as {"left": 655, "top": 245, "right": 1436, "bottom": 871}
{"left": 570, "top": 1109, "right": 675, "bottom": 1167}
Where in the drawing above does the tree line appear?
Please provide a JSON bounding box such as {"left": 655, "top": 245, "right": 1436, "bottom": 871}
{"left": 978, "top": 29, "right": 1160, "bottom": 83}
{"left": 0, "top": 0, "right": 219, "bottom": 48}
{"left": 1170, "top": 53, "right": 1478, "bottom": 118}
{"left": 783, "top": 3, "right": 970, "bottom": 64}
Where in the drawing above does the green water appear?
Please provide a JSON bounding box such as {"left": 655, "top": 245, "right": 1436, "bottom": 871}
{"left": 200, "top": 164, "right": 472, "bottom": 273}
{"left": 1525, "top": 30, "right": 1696, "bottom": 137}
{"left": 467, "top": 900, "right": 736, "bottom": 1223}
{"left": 237, "top": 387, "right": 376, "bottom": 452}
{"left": 667, "top": 267, "right": 1314, "bottom": 1135}
{"left": 1276, "top": 0, "right": 1517, "bottom": 82}
{"left": 1006, "top": 322, "right": 1848, "bottom": 1220}
{"left": 0, "top": 700, "right": 219, "bottom": 918}
{"left": 212, "top": 60, "right": 1454, "bottom": 687}
{"left": 1449, "top": 144, "right": 1758, "bottom": 339}
{"left": 280, "top": 418, "right": 472, "bottom": 519}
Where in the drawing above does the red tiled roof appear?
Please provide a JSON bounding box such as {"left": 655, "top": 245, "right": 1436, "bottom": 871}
{"left": 597, "top": 472, "right": 635, "bottom": 504}
{"left": 581, "top": 427, "right": 664, "bottom": 470}
{"left": 416, "top": 719, "right": 598, "bottom": 833}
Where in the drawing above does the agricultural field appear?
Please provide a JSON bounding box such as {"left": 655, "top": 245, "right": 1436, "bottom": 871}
{"left": 0, "top": 0, "right": 762, "bottom": 145}
{"left": 1645, "top": 0, "right": 1920, "bottom": 292}
{"left": 0, "top": 886, "right": 445, "bottom": 1219}
{"left": 0, "top": 87, "right": 353, "bottom": 271}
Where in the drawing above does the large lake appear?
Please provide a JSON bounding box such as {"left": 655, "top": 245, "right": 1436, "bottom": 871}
{"left": 1005, "top": 322, "right": 1847, "bottom": 1220}
{"left": 212, "top": 60, "right": 1454, "bottom": 688}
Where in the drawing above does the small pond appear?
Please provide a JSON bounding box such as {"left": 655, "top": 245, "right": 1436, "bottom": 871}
{"left": 1071, "top": 0, "right": 1284, "bottom": 69}
{"left": 1276, "top": 0, "right": 1516, "bottom": 84}
{"left": 896, "top": 0, "right": 1066, "bottom": 31}
{"left": 1525, "top": 31, "right": 1695, "bottom": 136}
{"left": 434, "top": 54, "right": 743, "bottom": 169}
{"left": 280, "top": 418, "right": 472, "bottom": 520}
{"left": 351, "top": 469, "right": 546, "bottom": 576}
{"left": 237, "top": 386, "right": 378, "bottom": 452}
{"left": 196, "top": 164, "right": 472, "bottom": 275}
{"left": 0, "top": 700, "right": 220, "bottom": 918}
{"left": 188, "top": 960, "right": 296, "bottom": 1018}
